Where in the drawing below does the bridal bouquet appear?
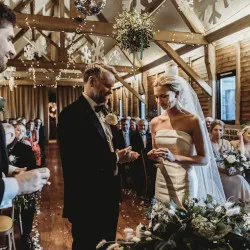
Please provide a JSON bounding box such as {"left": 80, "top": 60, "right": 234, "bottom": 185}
{"left": 97, "top": 195, "right": 250, "bottom": 250}
{"left": 222, "top": 150, "right": 250, "bottom": 176}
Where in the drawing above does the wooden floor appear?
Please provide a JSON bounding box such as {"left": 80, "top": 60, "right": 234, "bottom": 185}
{"left": 16, "top": 142, "right": 147, "bottom": 250}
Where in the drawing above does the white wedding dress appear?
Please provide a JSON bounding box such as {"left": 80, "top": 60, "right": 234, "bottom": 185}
{"left": 155, "top": 129, "right": 198, "bottom": 207}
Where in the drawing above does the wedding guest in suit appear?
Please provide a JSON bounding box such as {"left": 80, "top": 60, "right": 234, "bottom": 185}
{"left": 34, "top": 118, "right": 46, "bottom": 166}
{"left": 5, "top": 123, "right": 37, "bottom": 249}
{"left": 210, "top": 120, "right": 250, "bottom": 202}
{"left": 130, "top": 119, "right": 155, "bottom": 200}
{"left": 130, "top": 118, "right": 137, "bottom": 133}
{"left": 0, "top": 2, "right": 50, "bottom": 206}
{"left": 116, "top": 117, "right": 133, "bottom": 189}
{"left": 115, "top": 119, "right": 122, "bottom": 131}
{"left": 26, "top": 120, "right": 41, "bottom": 167}
{"left": 57, "top": 62, "right": 139, "bottom": 250}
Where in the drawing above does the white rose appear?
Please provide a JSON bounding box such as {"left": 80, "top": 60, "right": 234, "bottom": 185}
{"left": 143, "top": 231, "right": 152, "bottom": 236}
{"left": 226, "top": 155, "right": 236, "bottom": 164}
{"left": 224, "top": 202, "right": 234, "bottom": 210}
{"left": 8, "top": 155, "right": 15, "bottom": 162}
{"left": 215, "top": 206, "right": 222, "bottom": 213}
{"left": 131, "top": 237, "right": 140, "bottom": 242}
{"left": 126, "top": 234, "right": 133, "bottom": 241}
{"left": 168, "top": 209, "right": 176, "bottom": 216}
{"left": 124, "top": 228, "right": 134, "bottom": 234}
{"left": 244, "top": 163, "right": 250, "bottom": 169}
{"left": 105, "top": 113, "right": 118, "bottom": 125}
{"left": 241, "top": 155, "right": 247, "bottom": 162}
{"left": 226, "top": 207, "right": 241, "bottom": 216}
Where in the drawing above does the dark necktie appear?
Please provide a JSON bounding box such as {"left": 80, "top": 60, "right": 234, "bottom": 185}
{"left": 94, "top": 105, "right": 108, "bottom": 115}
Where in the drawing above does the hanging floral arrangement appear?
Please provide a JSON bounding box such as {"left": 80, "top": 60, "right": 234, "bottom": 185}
{"left": 113, "top": 10, "right": 155, "bottom": 70}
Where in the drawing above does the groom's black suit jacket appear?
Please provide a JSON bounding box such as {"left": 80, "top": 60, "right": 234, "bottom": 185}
{"left": 57, "top": 95, "right": 121, "bottom": 245}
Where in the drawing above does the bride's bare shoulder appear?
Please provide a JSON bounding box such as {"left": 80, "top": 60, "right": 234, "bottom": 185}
{"left": 180, "top": 110, "right": 199, "bottom": 122}
{"left": 150, "top": 115, "right": 167, "bottom": 125}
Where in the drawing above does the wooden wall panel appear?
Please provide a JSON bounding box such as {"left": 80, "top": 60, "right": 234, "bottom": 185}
{"left": 240, "top": 38, "right": 250, "bottom": 123}
{"left": 216, "top": 45, "right": 236, "bottom": 74}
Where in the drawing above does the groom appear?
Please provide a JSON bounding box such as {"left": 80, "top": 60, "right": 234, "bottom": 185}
{"left": 57, "top": 62, "right": 139, "bottom": 249}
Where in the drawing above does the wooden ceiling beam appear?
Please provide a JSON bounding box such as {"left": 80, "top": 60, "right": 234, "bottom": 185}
{"left": 14, "top": 12, "right": 207, "bottom": 45}
{"left": 155, "top": 41, "right": 212, "bottom": 96}
{"left": 66, "top": 34, "right": 85, "bottom": 49}
{"left": 205, "top": 14, "right": 250, "bottom": 43}
{"left": 154, "top": 30, "right": 207, "bottom": 45}
{"left": 36, "top": 29, "right": 60, "bottom": 49}
{"left": 143, "top": 0, "right": 166, "bottom": 15}
{"left": 140, "top": 44, "right": 201, "bottom": 72}
{"left": 13, "top": 0, "right": 34, "bottom": 12}
{"left": 13, "top": 71, "right": 82, "bottom": 79}
{"left": 7, "top": 59, "right": 138, "bottom": 73}
{"left": 13, "top": 28, "right": 29, "bottom": 43}
{"left": 30, "top": 0, "right": 36, "bottom": 41}
{"left": 15, "top": 48, "right": 25, "bottom": 59}
{"left": 170, "top": 0, "right": 205, "bottom": 33}
{"left": 0, "top": 80, "right": 83, "bottom": 87}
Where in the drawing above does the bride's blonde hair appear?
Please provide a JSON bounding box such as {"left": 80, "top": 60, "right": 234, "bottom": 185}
{"left": 153, "top": 74, "right": 182, "bottom": 93}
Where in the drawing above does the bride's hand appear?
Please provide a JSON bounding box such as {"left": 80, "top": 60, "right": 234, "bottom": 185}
{"left": 147, "top": 148, "right": 174, "bottom": 161}
{"left": 163, "top": 149, "right": 175, "bottom": 162}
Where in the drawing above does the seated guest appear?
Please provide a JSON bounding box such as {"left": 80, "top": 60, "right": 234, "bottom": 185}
{"left": 130, "top": 119, "right": 155, "bottom": 200}
{"left": 9, "top": 118, "right": 16, "bottom": 125}
{"left": 210, "top": 120, "right": 250, "bottom": 202}
{"left": 205, "top": 117, "right": 214, "bottom": 131}
{"left": 116, "top": 117, "right": 133, "bottom": 189}
{"left": 25, "top": 120, "right": 41, "bottom": 167}
{"left": 115, "top": 119, "right": 122, "bottom": 131}
{"left": 19, "top": 117, "right": 27, "bottom": 126}
{"left": 34, "top": 118, "right": 46, "bottom": 166}
{"left": 130, "top": 118, "right": 137, "bottom": 133}
{"left": 4, "top": 123, "right": 37, "bottom": 250}
{"left": 230, "top": 126, "right": 250, "bottom": 159}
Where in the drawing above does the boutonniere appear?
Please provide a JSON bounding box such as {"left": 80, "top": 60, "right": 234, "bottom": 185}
{"left": 9, "top": 154, "right": 18, "bottom": 164}
{"left": 105, "top": 113, "right": 118, "bottom": 125}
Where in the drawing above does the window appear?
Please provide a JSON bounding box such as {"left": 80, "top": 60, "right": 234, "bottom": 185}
{"left": 217, "top": 70, "right": 236, "bottom": 123}
{"left": 119, "top": 99, "right": 123, "bottom": 117}
{"left": 139, "top": 94, "right": 146, "bottom": 119}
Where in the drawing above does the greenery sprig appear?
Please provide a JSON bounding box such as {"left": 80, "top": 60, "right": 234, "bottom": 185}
{"left": 113, "top": 9, "right": 155, "bottom": 67}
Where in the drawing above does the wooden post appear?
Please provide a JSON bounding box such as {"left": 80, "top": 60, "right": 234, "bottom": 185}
{"left": 235, "top": 42, "right": 241, "bottom": 125}
{"left": 205, "top": 44, "right": 216, "bottom": 118}
{"left": 59, "top": 0, "right": 67, "bottom": 61}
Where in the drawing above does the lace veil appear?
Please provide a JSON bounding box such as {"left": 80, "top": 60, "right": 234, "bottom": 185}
{"left": 166, "top": 64, "right": 226, "bottom": 203}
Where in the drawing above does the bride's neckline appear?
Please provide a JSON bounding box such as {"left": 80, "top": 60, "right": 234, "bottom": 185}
{"left": 156, "top": 129, "right": 192, "bottom": 139}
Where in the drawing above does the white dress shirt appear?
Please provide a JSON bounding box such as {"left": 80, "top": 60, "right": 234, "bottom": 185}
{"left": 122, "top": 131, "right": 130, "bottom": 147}
{"left": 82, "top": 93, "right": 118, "bottom": 175}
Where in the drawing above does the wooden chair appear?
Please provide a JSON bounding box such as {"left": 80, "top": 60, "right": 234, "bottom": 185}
{"left": 0, "top": 215, "right": 16, "bottom": 250}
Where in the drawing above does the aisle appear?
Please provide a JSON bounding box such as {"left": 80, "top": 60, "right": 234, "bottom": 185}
{"left": 35, "top": 142, "right": 147, "bottom": 250}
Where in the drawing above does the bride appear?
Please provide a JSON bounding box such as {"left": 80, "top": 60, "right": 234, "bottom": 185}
{"left": 147, "top": 64, "right": 225, "bottom": 207}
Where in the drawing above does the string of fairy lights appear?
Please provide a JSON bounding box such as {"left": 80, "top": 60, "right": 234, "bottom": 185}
{"left": 7, "top": 0, "right": 216, "bottom": 92}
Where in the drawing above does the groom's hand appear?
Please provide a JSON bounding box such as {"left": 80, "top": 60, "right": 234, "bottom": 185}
{"left": 117, "top": 147, "right": 139, "bottom": 164}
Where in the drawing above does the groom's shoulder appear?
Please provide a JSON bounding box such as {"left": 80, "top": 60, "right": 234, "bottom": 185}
{"left": 59, "top": 96, "right": 85, "bottom": 120}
